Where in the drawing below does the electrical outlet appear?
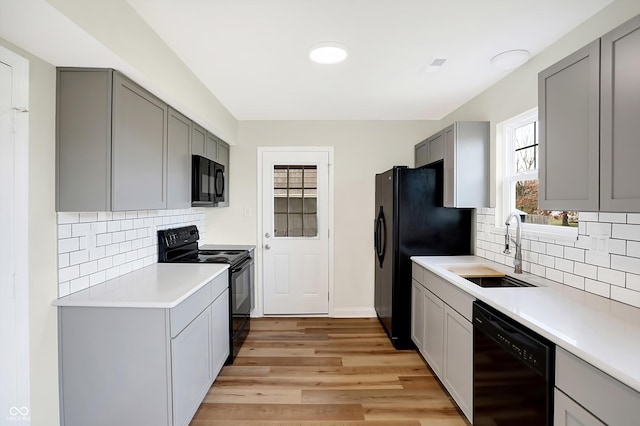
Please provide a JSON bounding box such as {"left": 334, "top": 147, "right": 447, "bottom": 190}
{"left": 590, "top": 235, "right": 610, "bottom": 254}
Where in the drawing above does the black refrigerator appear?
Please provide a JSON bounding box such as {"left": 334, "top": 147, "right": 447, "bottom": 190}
{"left": 374, "top": 164, "right": 473, "bottom": 349}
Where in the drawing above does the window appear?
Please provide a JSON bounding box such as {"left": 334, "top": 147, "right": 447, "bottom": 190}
{"left": 273, "top": 165, "right": 318, "bottom": 237}
{"left": 504, "top": 109, "right": 577, "bottom": 229}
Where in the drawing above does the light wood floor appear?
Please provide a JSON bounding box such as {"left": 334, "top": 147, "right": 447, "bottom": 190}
{"left": 190, "top": 317, "right": 469, "bottom": 426}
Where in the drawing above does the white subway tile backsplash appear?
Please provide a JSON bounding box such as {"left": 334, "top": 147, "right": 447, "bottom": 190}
{"left": 477, "top": 208, "right": 640, "bottom": 308}
{"left": 587, "top": 222, "right": 612, "bottom": 237}
{"left": 546, "top": 244, "right": 564, "bottom": 258}
{"left": 612, "top": 224, "right": 640, "bottom": 241}
{"left": 545, "top": 267, "right": 563, "bottom": 283}
{"left": 58, "top": 209, "right": 206, "bottom": 297}
{"left": 626, "top": 241, "right": 640, "bottom": 258}
{"left": 585, "top": 279, "right": 611, "bottom": 298}
{"left": 70, "top": 276, "right": 89, "bottom": 293}
{"left": 563, "top": 273, "right": 585, "bottom": 290}
{"left": 626, "top": 273, "right": 640, "bottom": 292}
{"left": 58, "top": 224, "right": 72, "bottom": 239}
{"left": 59, "top": 265, "right": 80, "bottom": 283}
{"left": 58, "top": 238, "right": 79, "bottom": 254}
{"left": 611, "top": 254, "right": 640, "bottom": 275}
{"left": 69, "top": 250, "right": 89, "bottom": 266}
{"left": 598, "top": 212, "right": 627, "bottom": 223}
{"left": 555, "top": 258, "right": 574, "bottom": 273}
{"left": 627, "top": 214, "right": 640, "bottom": 224}
{"left": 564, "top": 247, "right": 585, "bottom": 263}
{"left": 574, "top": 262, "right": 597, "bottom": 280}
{"left": 611, "top": 286, "right": 640, "bottom": 309}
{"left": 597, "top": 267, "right": 625, "bottom": 287}
{"left": 58, "top": 212, "right": 80, "bottom": 224}
{"left": 579, "top": 212, "right": 599, "bottom": 222}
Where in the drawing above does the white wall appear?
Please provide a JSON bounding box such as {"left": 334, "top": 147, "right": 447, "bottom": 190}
{"left": 204, "top": 120, "right": 438, "bottom": 314}
{"left": 46, "top": 0, "right": 238, "bottom": 143}
{"left": 0, "top": 36, "right": 61, "bottom": 426}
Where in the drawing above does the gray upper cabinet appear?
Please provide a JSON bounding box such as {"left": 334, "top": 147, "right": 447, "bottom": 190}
{"left": 538, "top": 40, "right": 600, "bottom": 212}
{"left": 415, "top": 132, "right": 444, "bottom": 168}
{"left": 112, "top": 73, "right": 168, "bottom": 211}
{"left": 206, "top": 132, "right": 218, "bottom": 162}
{"left": 217, "top": 139, "right": 230, "bottom": 207}
{"left": 539, "top": 14, "right": 640, "bottom": 212}
{"left": 415, "top": 140, "right": 428, "bottom": 168}
{"left": 167, "top": 108, "right": 192, "bottom": 209}
{"left": 415, "top": 122, "right": 489, "bottom": 208}
{"left": 56, "top": 68, "right": 168, "bottom": 211}
{"left": 191, "top": 123, "right": 207, "bottom": 158}
{"left": 427, "top": 131, "right": 445, "bottom": 164}
{"left": 600, "top": 15, "right": 640, "bottom": 212}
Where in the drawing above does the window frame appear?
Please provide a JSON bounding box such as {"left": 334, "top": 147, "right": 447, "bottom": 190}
{"left": 501, "top": 108, "right": 578, "bottom": 240}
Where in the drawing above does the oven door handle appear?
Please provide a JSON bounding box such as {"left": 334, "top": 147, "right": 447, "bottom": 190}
{"left": 231, "top": 258, "right": 253, "bottom": 274}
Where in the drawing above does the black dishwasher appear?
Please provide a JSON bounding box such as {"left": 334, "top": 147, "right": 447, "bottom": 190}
{"left": 473, "top": 301, "right": 554, "bottom": 425}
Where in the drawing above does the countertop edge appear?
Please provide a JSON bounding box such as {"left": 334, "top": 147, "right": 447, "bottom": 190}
{"left": 411, "top": 255, "right": 640, "bottom": 394}
{"left": 52, "top": 263, "right": 230, "bottom": 308}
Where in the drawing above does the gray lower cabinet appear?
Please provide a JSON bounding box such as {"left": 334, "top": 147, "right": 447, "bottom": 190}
{"left": 58, "top": 274, "right": 229, "bottom": 426}
{"left": 167, "top": 107, "right": 192, "bottom": 209}
{"left": 56, "top": 68, "right": 168, "bottom": 211}
{"left": 555, "top": 347, "right": 640, "bottom": 426}
{"left": 414, "top": 122, "right": 489, "bottom": 208}
{"left": 554, "top": 389, "right": 605, "bottom": 426}
{"left": 410, "top": 263, "right": 473, "bottom": 422}
{"left": 539, "top": 13, "right": 640, "bottom": 212}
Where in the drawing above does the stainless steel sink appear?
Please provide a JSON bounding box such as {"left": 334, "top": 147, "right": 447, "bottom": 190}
{"left": 466, "top": 275, "right": 534, "bottom": 288}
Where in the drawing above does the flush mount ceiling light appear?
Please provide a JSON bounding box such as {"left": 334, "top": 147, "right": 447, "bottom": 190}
{"left": 491, "top": 49, "right": 530, "bottom": 70}
{"left": 309, "top": 42, "right": 348, "bottom": 65}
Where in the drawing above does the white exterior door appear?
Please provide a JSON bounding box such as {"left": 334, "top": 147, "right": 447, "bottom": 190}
{"left": 261, "top": 149, "right": 330, "bottom": 315}
{"left": 0, "top": 47, "right": 30, "bottom": 424}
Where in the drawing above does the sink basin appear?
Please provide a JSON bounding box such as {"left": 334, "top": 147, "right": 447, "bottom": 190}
{"left": 466, "top": 275, "right": 534, "bottom": 288}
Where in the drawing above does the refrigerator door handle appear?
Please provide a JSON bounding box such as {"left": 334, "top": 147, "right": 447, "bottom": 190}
{"left": 376, "top": 206, "right": 387, "bottom": 267}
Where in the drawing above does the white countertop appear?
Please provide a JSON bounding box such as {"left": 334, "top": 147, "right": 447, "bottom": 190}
{"left": 412, "top": 255, "right": 640, "bottom": 393}
{"left": 52, "top": 263, "right": 229, "bottom": 308}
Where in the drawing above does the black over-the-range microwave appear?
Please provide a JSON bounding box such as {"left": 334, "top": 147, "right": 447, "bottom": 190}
{"left": 192, "top": 154, "right": 225, "bottom": 206}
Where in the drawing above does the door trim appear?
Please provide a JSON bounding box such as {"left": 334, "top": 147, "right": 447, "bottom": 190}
{"left": 0, "top": 44, "right": 30, "bottom": 421}
{"left": 257, "top": 146, "right": 335, "bottom": 317}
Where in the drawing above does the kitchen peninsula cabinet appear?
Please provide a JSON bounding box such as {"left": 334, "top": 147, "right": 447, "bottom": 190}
{"left": 539, "top": 14, "right": 640, "bottom": 212}
{"left": 167, "top": 107, "right": 192, "bottom": 209}
{"left": 55, "top": 264, "right": 229, "bottom": 426}
{"left": 414, "top": 121, "right": 489, "bottom": 208}
{"left": 555, "top": 347, "right": 640, "bottom": 426}
{"left": 411, "top": 263, "right": 473, "bottom": 422}
{"left": 56, "top": 68, "right": 168, "bottom": 211}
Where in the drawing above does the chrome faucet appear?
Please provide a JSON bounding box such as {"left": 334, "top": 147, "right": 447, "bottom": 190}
{"left": 504, "top": 212, "right": 523, "bottom": 274}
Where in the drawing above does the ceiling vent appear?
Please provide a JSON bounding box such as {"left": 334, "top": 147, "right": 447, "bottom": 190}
{"left": 422, "top": 58, "right": 447, "bottom": 73}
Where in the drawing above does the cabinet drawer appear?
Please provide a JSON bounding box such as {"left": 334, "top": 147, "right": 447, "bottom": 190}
{"left": 170, "top": 281, "right": 213, "bottom": 338}
{"left": 423, "top": 269, "right": 474, "bottom": 321}
{"left": 210, "top": 271, "right": 229, "bottom": 300}
{"left": 556, "top": 347, "right": 640, "bottom": 426}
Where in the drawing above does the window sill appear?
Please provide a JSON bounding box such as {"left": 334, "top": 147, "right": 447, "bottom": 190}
{"left": 494, "top": 223, "right": 578, "bottom": 242}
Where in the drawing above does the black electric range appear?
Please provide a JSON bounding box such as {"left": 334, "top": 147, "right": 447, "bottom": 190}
{"left": 158, "top": 225, "right": 253, "bottom": 364}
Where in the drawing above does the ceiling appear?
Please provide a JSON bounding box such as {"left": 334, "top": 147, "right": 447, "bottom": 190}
{"left": 1, "top": 0, "right": 614, "bottom": 121}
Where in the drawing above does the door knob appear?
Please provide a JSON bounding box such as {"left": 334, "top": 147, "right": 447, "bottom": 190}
{"left": 265, "top": 232, "right": 271, "bottom": 238}
{"left": 264, "top": 244, "right": 271, "bottom": 250}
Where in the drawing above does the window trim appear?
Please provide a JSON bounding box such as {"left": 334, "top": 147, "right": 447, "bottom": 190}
{"left": 500, "top": 108, "right": 578, "bottom": 241}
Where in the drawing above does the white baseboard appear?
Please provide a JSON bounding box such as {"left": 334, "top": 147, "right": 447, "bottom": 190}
{"left": 332, "top": 307, "right": 377, "bottom": 318}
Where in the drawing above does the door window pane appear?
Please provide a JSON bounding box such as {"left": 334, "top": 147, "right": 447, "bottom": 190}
{"left": 273, "top": 165, "right": 318, "bottom": 237}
